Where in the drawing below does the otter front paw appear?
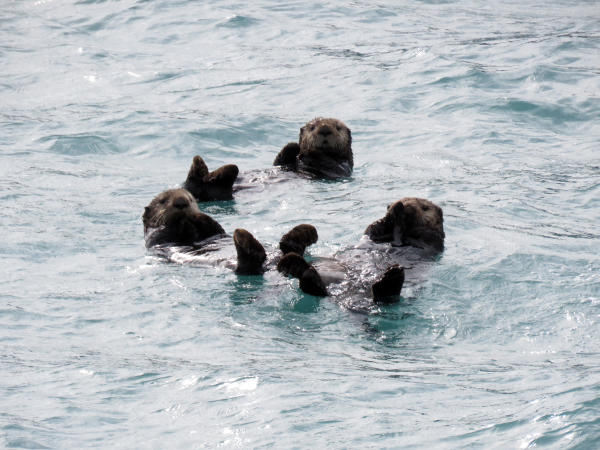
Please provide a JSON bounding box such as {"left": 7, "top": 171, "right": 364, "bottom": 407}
{"left": 273, "top": 142, "right": 300, "bottom": 168}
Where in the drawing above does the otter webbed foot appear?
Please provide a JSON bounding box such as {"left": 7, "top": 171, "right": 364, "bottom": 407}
{"left": 372, "top": 265, "right": 405, "bottom": 303}
{"left": 273, "top": 142, "right": 300, "bottom": 168}
{"left": 279, "top": 224, "right": 318, "bottom": 255}
{"left": 233, "top": 229, "right": 267, "bottom": 275}
{"left": 277, "top": 252, "right": 327, "bottom": 297}
{"left": 183, "top": 155, "right": 239, "bottom": 201}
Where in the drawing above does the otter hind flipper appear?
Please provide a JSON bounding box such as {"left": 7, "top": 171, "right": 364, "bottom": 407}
{"left": 233, "top": 229, "right": 266, "bottom": 275}
{"left": 279, "top": 224, "right": 318, "bottom": 255}
{"left": 372, "top": 265, "right": 404, "bottom": 303}
{"left": 277, "top": 252, "right": 327, "bottom": 297}
{"left": 185, "top": 155, "right": 210, "bottom": 182}
{"left": 273, "top": 142, "right": 300, "bottom": 168}
{"left": 206, "top": 164, "right": 239, "bottom": 187}
{"left": 183, "top": 156, "right": 239, "bottom": 201}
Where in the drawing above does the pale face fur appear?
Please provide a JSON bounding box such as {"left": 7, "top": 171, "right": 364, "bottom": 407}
{"left": 143, "top": 188, "right": 199, "bottom": 231}
{"left": 298, "top": 117, "right": 353, "bottom": 165}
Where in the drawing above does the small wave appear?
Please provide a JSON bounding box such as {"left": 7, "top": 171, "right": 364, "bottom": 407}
{"left": 39, "top": 134, "right": 120, "bottom": 155}
{"left": 216, "top": 15, "right": 260, "bottom": 28}
{"left": 493, "top": 98, "right": 591, "bottom": 124}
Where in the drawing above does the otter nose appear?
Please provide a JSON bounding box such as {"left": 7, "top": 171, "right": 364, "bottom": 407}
{"left": 318, "top": 125, "right": 333, "bottom": 136}
{"left": 173, "top": 196, "right": 189, "bottom": 209}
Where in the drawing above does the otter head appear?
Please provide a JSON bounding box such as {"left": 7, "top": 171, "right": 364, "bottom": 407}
{"left": 396, "top": 198, "right": 445, "bottom": 252}
{"left": 142, "top": 188, "right": 199, "bottom": 232}
{"left": 297, "top": 117, "right": 353, "bottom": 178}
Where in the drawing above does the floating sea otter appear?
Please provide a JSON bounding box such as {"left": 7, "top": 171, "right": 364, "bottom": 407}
{"left": 277, "top": 197, "right": 444, "bottom": 308}
{"left": 273, "top": 117, "right": 353, "bottom": 179}
{"left": 142, "top": 189, "right": 444, "bottom": 306}
{"left": 179, "top": 118, "right": 353, "bottom": 202}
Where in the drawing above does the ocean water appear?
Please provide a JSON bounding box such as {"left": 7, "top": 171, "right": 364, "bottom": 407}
{"left": 1, "top": 0, "right": 599, "bottom": 447}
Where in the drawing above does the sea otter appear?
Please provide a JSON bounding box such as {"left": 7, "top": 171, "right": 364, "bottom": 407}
{"left": 276, "top": 197, "right": 445, "bottom": 308}
{"left": 142, "top": 188, "right": 226, "bottom": 248}
{"left": 178, "top": 118, "right": 352, "bottom": 203}
{"left": 364, "top": 197, "right": 445, "bottom": 252}
{"left": 143, "top": 188, "right": 266, "bottom": 274}
{"left": 273, "top": 117, "right": 353, "bottom": 178}
{"left": 142, "top": 188, "right": 408, "bottom": 303}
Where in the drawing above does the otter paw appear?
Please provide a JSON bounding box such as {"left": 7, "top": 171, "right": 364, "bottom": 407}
{"left": 277, "top": 252, "right": 327, "bottom": 297}
{"left": 273, "top": 142, "right": 300, "bottom": 167}
{"left": 388, "top": 201, "right": 405, "bottom": 225}
{"left": 277, "top": 252, "right": 310, "bottom": 278}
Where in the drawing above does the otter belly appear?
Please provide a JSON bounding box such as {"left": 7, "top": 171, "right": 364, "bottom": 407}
{"left": 312, "top": 257, "right": 347, "bottom": 285}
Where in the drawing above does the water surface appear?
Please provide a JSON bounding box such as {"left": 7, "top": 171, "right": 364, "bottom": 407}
{"left": 1, "top": 0, "right": 599, "bottom": 448}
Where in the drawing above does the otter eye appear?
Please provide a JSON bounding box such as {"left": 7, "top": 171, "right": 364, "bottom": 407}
{"left": 310, "top": 125, "right": 316, "bottom": 131}
{"left": 159, "top": 198, "right": 167, "bottom": 204}
{"left": 336, "top": 125, "right": 341, "bottom": 131}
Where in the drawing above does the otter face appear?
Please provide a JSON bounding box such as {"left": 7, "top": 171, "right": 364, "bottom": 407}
{"left": 297, "top": 117, "right": 353, "bottom": 178}
{"left": 399, "top": 198, "right": 444, "bottom": 232}
{"left": 143, "top": 188, "right": 199, "bottom": 231}
{"left": 398, "top": 197, "right": 445, "bottom": 251}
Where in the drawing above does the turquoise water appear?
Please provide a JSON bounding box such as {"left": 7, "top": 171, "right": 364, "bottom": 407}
{"left": 2, "top": 0, "right": 599, "bottom": 447}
